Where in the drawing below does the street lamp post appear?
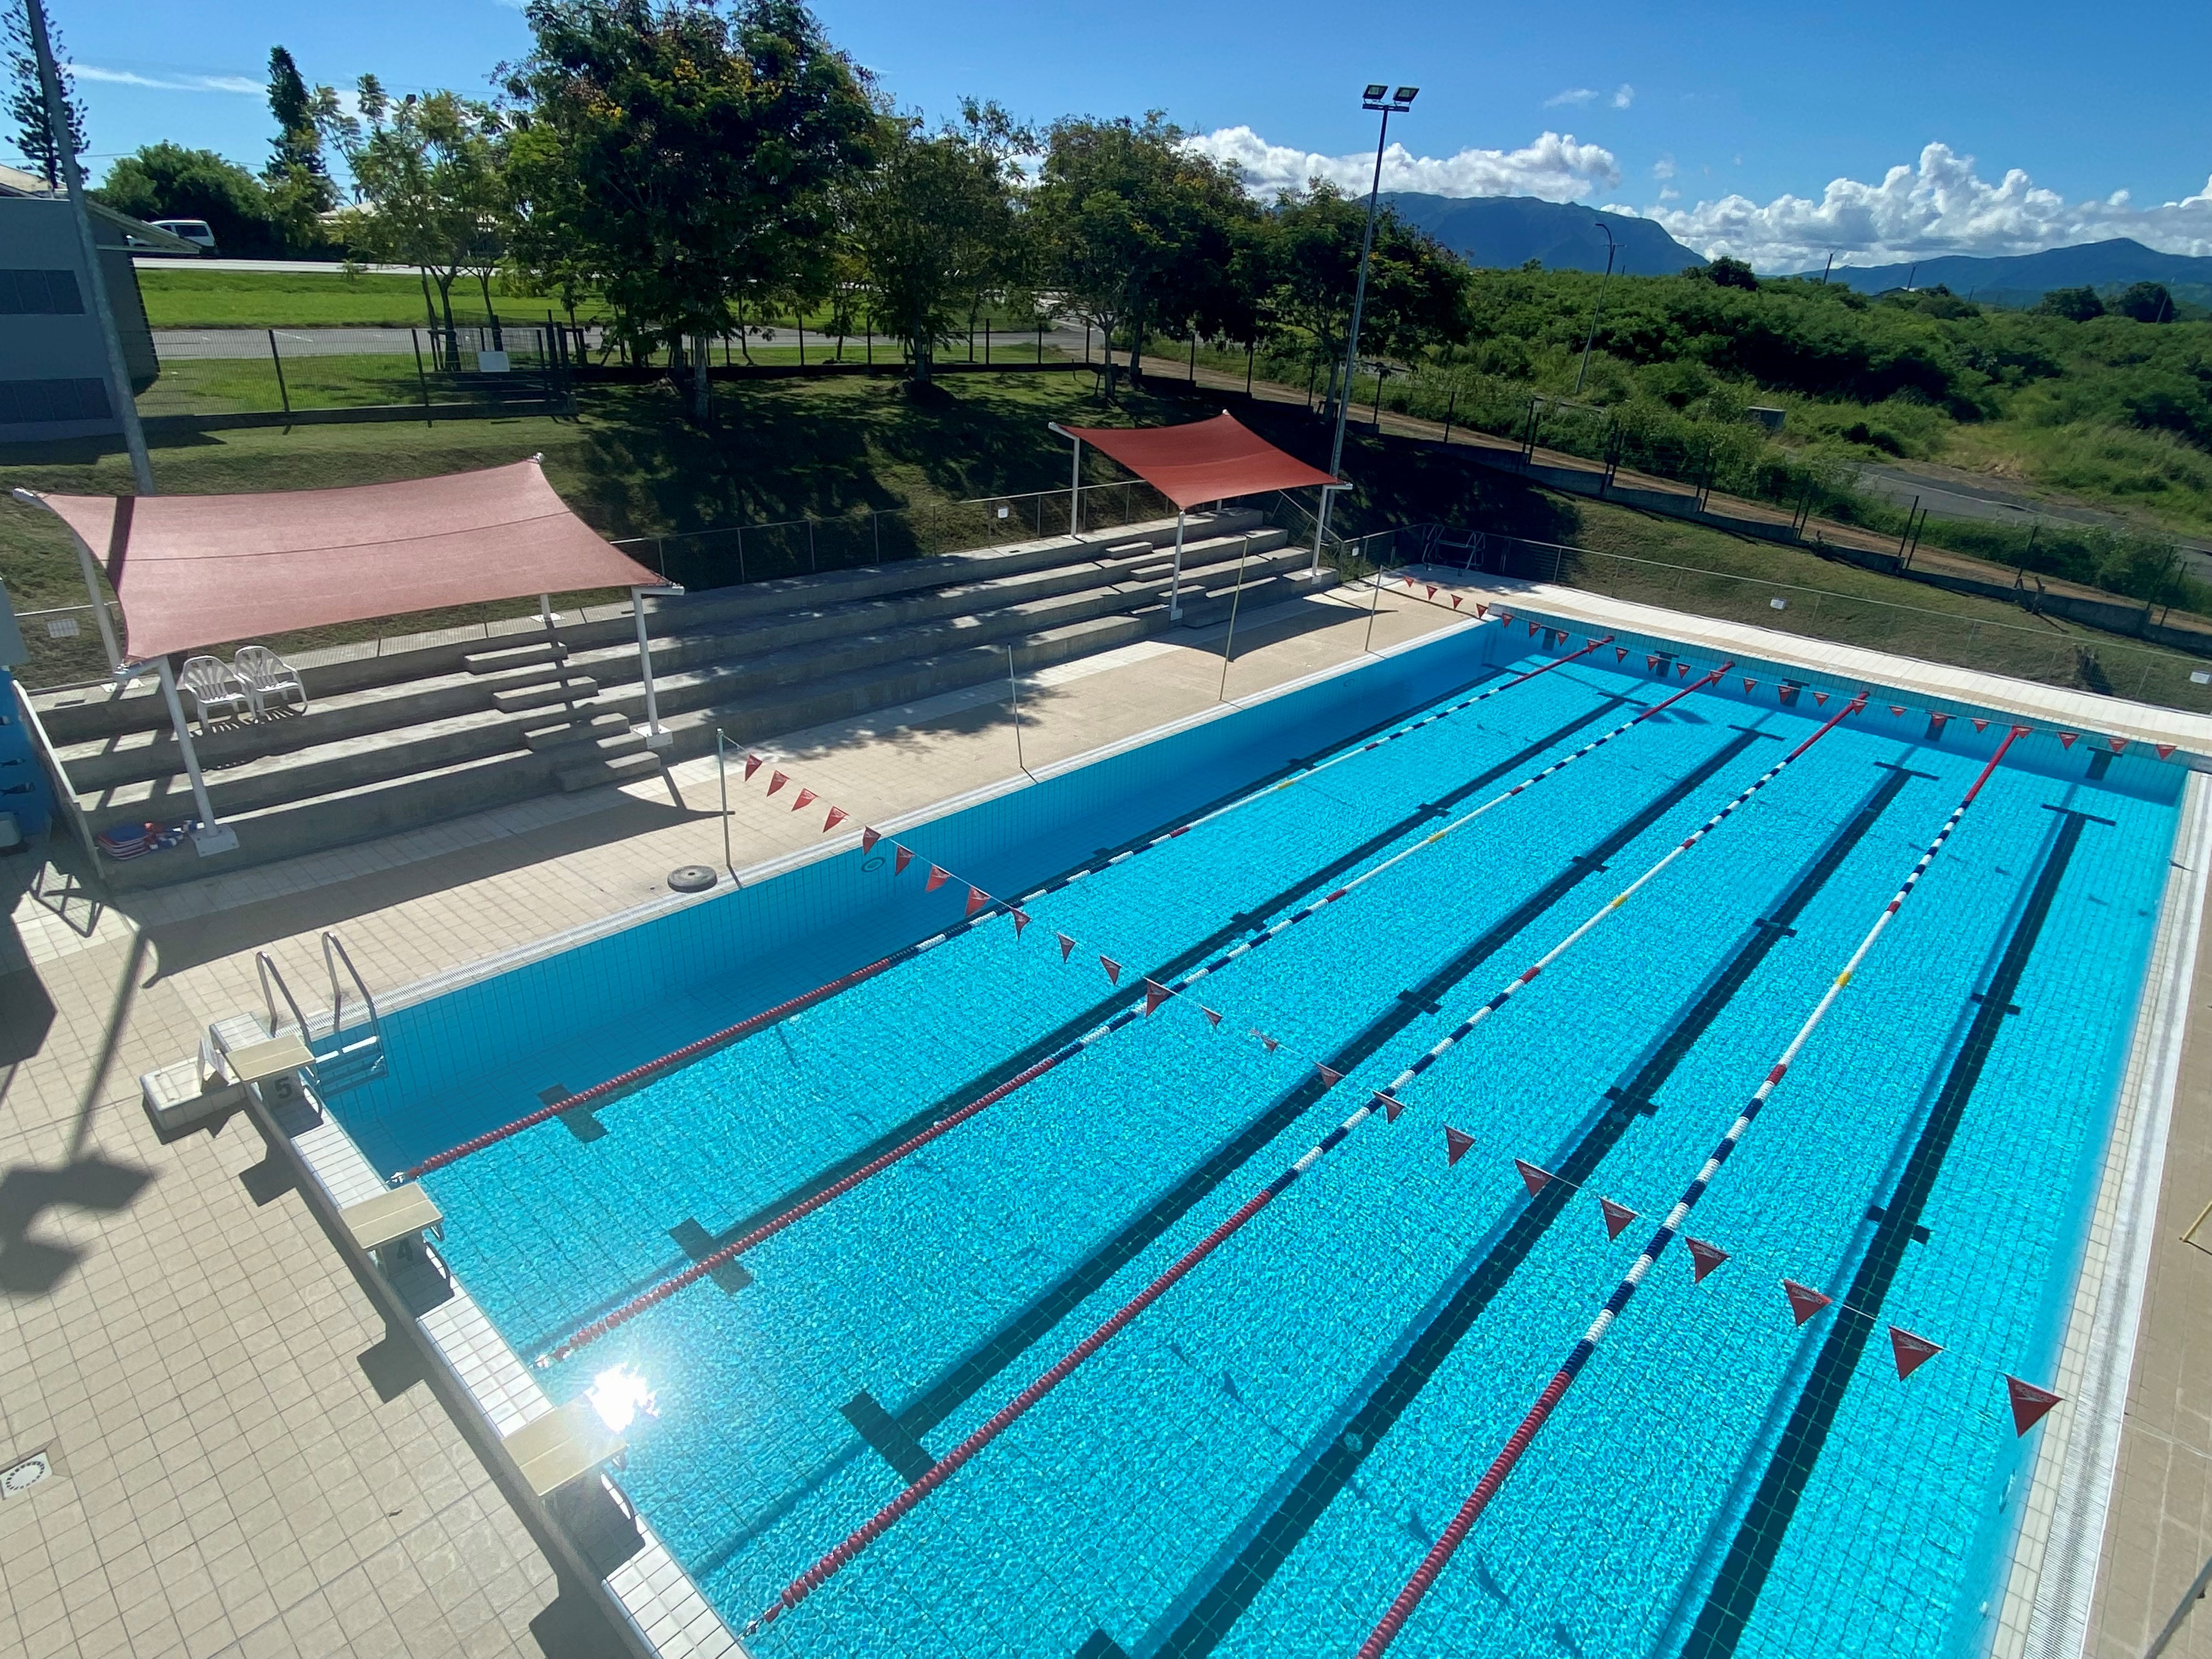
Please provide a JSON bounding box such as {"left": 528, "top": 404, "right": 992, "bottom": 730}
{"left": 1573, "top": 218, "right": 1617, "bottom": 396}
{"left": 1314, "top": 82, "right": 1418, "bottom": 578}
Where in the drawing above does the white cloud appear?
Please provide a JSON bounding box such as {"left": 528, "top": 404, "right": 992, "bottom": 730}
{"left": 1187, "top": 125, "right": 1621, "bottom": 201}
{"left": 1659, "top": 188, "right": 1680, "bottom": 201}
{"left": 1545, "top": 88, "right": 1597, "bottom": 108}
{"left": 1651, "top": 142, "right": 2212, "bottom": 269}
{"left": 1652, "top": 154, "right": 1676, "bottom": 181}
{"left": 66, "top": 64, "right": 260, "bottom": 95}
{"left": 1610, "top": 84, "right": 1635, "bottom": 109}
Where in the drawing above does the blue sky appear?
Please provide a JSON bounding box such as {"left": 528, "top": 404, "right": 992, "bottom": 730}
{"left": 24, "top": 0, "right": 2212, "bottom": 268}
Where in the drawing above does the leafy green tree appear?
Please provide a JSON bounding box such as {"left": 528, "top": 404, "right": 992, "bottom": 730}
{"left": 2040, "top": 285, "right": 2105, "bottom": 321}
{"left": 4, "top": 0, "right": 87, "bottom": 190}
{"left": 1031, "top": 112, "right": 1251, "bottom": 397}
{"left": 2114, "top": 281, "right": 2175, "bottom": 324}
{"left": 1256, "top": 181, "right": 1471, "bottom": 411}
{"left": 1691, "top": 255, "right": 1759, "bottom": 290}
{"left": 504, "top": 0, "right": 881, "bottom": 421}
{"left": 849, "top": 101, "right": 1031, "bottom": 385}
{"left": 328, "top": 81, "right": 508, "bottom": 358}
{"left": 262, "top": 45, "right": 336, "bottom": 249}
{"left": 95, "top": 143, "right": 283, "bottom": 254}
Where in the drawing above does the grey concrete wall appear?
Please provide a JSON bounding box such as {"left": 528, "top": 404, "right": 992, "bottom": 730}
{"left": 0, "top": 196, "right": 156, "bottom": 443}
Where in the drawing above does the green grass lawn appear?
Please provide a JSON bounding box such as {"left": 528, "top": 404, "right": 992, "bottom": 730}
{"left": 135, "top": 267, "right": 598, "bottom": 331}
{"left": 5, "top": 368, "right": 2206, "bottom": 710}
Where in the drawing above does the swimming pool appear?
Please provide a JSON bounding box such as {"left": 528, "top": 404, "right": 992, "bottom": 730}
{"left": 329, "top": 613, "right": 2183, "bottom": 1659}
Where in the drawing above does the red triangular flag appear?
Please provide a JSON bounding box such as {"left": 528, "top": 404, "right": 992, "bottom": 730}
{"left": 1889, "top": 1326, "right": 1943, "bottom": 1379}
{"left": 1813, "top": 691, "right": 1829, "bottom": 706}
{"left": 1143, "top": 979, "right": 1170, "bottom": 1015}
{"left": 1647, "top": 654, "right": 1661, "bottom": 672}
{"left": 1927, "top": 713, "right": 1948, "bottom": 731}
{"left": 1677, "top": 663, "right": 1690, "bottom": 677}
{"left": 1011, "top": 908, "right": 1031, "bottom": 935}
{"left": 1099, "top": 956, "right": 1121, "bottom": 984}
{"left": 924, "top": 864, "right": 949, "bottom": 891}
{"left": 1444, "top": 1126, "right": 1475, "bottom": 1166}
{"left": 1888, "top": 704, "right": 1906, "bottom": 718}
{"left": 1056, "top": 932, "right": 1076, "bottom": 961}
{"left": 964, "top": 885, "right": 989, "bottom": 917}
{"left": 2005, "top": 1375, "right": 2063, "bottom": 1436}
{"left": 1376, "top": 1091, "right": 1404, "bottom": 1122}
{"left": 1314, "top": 1062, "right": 1343, "bottom": 1088}
{"left": 1255, "top": 1030, "right": 1280, "bottom": 1053}
{"left": 1451, "top": 594, "right": 1464, "bottom": 609}
{"left": 2109, "top": 736, "right": 2128, "bottom": 754}
{"left": 894, "top": 844, "right": 914, "bottom": 874}
{"left": 861, "top": 826, "right": 882, "bottom": 852}
{"left": 743, "top": 753, "right": 765, "bottom": 781}
{"left": 2058, "top": 731, "right": 2078, "bottom": 749}
{"left": 1528, "top": 620, "right": 1542, "bottom": 636}
{"left": 1782, "top": 1279, "right": 1832, "bottom": 1326}
{"left": 823, "top": 806, "right": 848, "bottom": 832}
{"left": 1972, "top": 718, "right": 1989, "bottom": 732}
{"left": 768, "top": 770, "right": 789, "bottom": 795}
{"left": 1200, "top": 1005, "right": 1221, "bottom": 1028}
{"left": 792, "top": 788, "right": 817, "bottom": 811}
{"left": 2157, "top": 743, "right": 2176, "bottom": 759}
{"left": 1685, "top": 1238, "right": 1729, "bottom": 1282}
{"left": 1425, "top": 584, "right": 1437, "bottom": 600}
{"left": 1475, "top": 603, "right": 1488, "bottom": 618}
{"left": 1742, "top": 678, "right": 1757, "bottom": 693}
{"left": 1615, "top": 646, "right": 1628, "bottom": 662}
{"left": 1496, "top": 612, "right": 1513, "bottom": 625}
{"left": 1513, "top": 1158, "right": 1552, "bottom": 1197}
{"left": 1599, "top": 1197, "right": 1638, "bottom": 1240}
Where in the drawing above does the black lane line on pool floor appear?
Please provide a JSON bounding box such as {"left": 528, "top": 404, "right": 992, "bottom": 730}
{"left": 856, "top": 723, "right": 1773, "bottom": 1474}
{"left": 1679, "top": 802, "right": 2103, "bottom": 1659}
{"left": 1133, "top": 760, "right": 1928, "bottom": 1659}
{"left": 538, "top": 690, "right": 1633, "bottom": 1343}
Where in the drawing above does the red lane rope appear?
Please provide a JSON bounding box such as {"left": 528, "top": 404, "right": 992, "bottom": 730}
{"left": 1352, "top": 727, "right": 2029, "bottom": 1659}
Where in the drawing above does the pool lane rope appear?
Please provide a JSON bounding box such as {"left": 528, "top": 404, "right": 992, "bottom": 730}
{"left": 394, "top": 625, "right": 1606, "bottom": 1186}
{"left": 738, "top": 690, "right": 1868, "bottom": 1637}
{"left": 1352, "top": 723, "right": 2028, "bottom": 1659}
{"left": 533, "top": 661, "right": 1731, "bottom": 1368}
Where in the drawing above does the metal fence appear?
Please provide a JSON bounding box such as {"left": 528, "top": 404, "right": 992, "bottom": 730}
{"left": 1336, "top": 523, "right": 2212, "bottom": 717}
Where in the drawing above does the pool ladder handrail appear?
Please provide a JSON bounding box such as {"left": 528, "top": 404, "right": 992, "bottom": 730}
{"left": 254, "top": 930, "right": 389, "bottom": 1095}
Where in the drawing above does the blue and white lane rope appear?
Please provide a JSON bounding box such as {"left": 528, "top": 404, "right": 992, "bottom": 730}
{"left": 1355, "top": 722, "right": 2028, "bottom": 1659}
{"left": 743, "top": 686, "right": 1866, "bottom": 1633}
{"left": 540, "top": 658, "right": 1717, "bottom": 1364}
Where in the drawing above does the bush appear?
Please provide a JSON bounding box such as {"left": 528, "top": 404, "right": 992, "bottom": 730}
{"left": 2039, "top": 285, "right": 2106, "bottom": 321}
{"left": 95, "top": 144, "right": 285, "bottom": 257}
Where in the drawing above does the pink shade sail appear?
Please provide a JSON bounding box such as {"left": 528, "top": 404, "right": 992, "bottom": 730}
{"left": 1060, "top": 412, "right": 1339, "bottom": 510}
{"left": 26, "top": 459, "right": 664, "bottom": 662}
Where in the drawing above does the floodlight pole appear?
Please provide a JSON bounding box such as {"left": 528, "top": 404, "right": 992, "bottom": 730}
{"left": 1573, "top": 219, "right": 1617, "bottom": 396}
{"left": 1318, "top": 84, "right": 1416, "bottom": 577}
{"left": 1049, "top": 422, "right": 1084, "bottom": 538}
{"left": 25, "top": 0, "right": 154, "bottom": 498}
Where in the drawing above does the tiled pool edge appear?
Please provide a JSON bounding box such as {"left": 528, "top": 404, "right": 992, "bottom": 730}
{"left": 221, "top": 1014, "right": 749, "bottom": 1659}
{"left": 1990, "top": 770, "right": 2212, "bottom": 1659}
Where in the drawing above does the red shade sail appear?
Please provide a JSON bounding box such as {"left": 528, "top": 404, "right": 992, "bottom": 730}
{"left": 1059, "top": 412, "right": 1339, "bottom": 510}
{"left": 24, "top": 459, "right": 664, "bottom": 662}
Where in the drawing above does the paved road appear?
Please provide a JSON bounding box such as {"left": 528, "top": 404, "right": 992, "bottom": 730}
{"left": 132, "top": 256, "right": 422, "bottom": 274}
{"left": 152, "top": 322, "right": 1093, "bottom": 362}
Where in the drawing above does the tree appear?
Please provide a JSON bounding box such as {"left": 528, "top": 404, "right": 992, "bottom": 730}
{"left": 1691, "top": 255, "right": 1759, "bottom": 290}
{"left": 1031, "top": 112, "right": 1253, "bottom": 397}
{"left": 95, "top": 143, "right": 284, "bottom": 253}
{"left": 262, "top": 44, "right": 336, "bottom": 248}
{"left": 2040, "top": 285, "right": 2105, "bottom": 321}
{"left": 328, "top": 81, "right": 508, "bottom": 359}
{"left": 1256, "top": 182, "right": 1471, "bottom": 412}
{"left": 505, "top": 0, "right": 882, "bottom": 422}
{"left": 849, "top": 101, "right": 1030, "bottom": 384}
{"left": 2114, "top": 281, "right": 2175, "bottom": 324}
{"left": 4, "top": 0, "right": 87, "bottom": 190}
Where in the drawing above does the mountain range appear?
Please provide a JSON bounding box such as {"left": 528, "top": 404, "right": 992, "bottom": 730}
{"left": 1786, "top": 238, "right": 2212, "bottom": 307}
{"left": 1381, "top": 193, "right": 1702, "bottom": 276}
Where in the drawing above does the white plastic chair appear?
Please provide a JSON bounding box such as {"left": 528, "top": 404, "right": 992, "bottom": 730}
{"left": 232, "top": 645, "right": 308, "bottom": 719}
{"left": 179, "top": 654, "right": 252, "bottom": 731}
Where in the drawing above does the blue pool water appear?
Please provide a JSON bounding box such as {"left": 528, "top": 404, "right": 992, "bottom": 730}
{"left": 334, "top": 623, "right": 2181, "bottom": 1659}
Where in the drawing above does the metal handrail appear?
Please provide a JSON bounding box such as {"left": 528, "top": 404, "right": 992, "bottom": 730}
{"left": 257, "top": 950, "right": 311, "bottom": 1040}
{"left": 323, "top": 931, "right": 382, "bottom": 1042}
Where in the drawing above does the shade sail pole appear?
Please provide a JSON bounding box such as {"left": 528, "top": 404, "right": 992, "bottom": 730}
{"left": 68, "top": 525, "right": 125, "bottom": 673}
{"left": 629, "top": 587, "right": 673, "bottom": 750}
{"left": 1048, "top": 422, "right": 1084, "bottom": 539}
{"left": 1310, "top": 486, "right": 1332, "bottom": 579}
{"left": 154, "top": 658, "right": 237, "bottom": 856}
{"left": 1167, "top": 509, "right": 1187, "bottom": 622}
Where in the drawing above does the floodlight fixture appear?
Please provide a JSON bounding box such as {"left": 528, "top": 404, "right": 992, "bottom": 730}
{"left": 1394, "top": 86, "right": 1420, "bottom": 103}
{"left": 1363, "top": 83, "right": 1389, "bottom": 100}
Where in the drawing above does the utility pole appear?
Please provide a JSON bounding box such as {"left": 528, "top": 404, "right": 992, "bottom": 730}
{"left": 1317, "top": 83, "right": 1418, "bottom": 572}
{"left": 26, "top": 0, "right": 154, "bottom": 495}
{"left": 1573, "top": 218, "right": 1617, "bottom": 396}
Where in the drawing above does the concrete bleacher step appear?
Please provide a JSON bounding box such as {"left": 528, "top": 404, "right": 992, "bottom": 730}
{"left": 63, "top": 509, "right": 1318, "bottom": 888}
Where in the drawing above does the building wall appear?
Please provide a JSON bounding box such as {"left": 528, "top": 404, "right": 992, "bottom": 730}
{"left": 0, "top": 584, "right": 53, "bottom": 844}
{"left": 0, "top": 197, "right": 159, "bottom": 446}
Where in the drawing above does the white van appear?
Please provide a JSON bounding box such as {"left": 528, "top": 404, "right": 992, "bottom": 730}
{"left": 148, "top": 218, "right": 217, "bottom": 256}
